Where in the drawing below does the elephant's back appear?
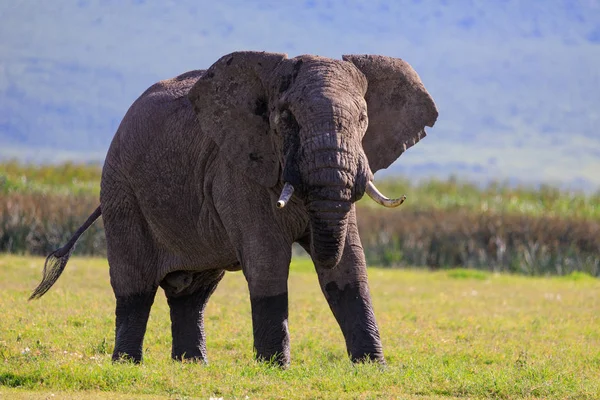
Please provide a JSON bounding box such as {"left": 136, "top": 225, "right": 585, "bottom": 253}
{"left": 107, "top": 69, "right": 210, "bottom": 173}
{"left": 139, "top": 70, "right": 206, "bottom": 100}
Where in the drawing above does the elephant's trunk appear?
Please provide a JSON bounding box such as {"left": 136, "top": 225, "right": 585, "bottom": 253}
{"left": 302, "top": 133, "right": 358, "bottom": 268}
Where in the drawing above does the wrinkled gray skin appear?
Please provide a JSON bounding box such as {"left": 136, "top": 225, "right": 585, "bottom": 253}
{"left": 35, "top": 51, "right": 438, "bottom": 366}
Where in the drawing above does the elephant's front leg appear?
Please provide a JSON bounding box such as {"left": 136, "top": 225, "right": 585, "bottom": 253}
{"left": 244, "top": 250, "right": 291, "bottom": 366}
{"left": 301, "top": 206, "right": 384, "bottom": 363}
{"left": 215, "top": 170, "right": 298, "bottom": 366}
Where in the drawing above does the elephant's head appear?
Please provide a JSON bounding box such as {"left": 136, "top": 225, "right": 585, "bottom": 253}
{"left": 188, "top": 51, "right": 438, "bottom": 269}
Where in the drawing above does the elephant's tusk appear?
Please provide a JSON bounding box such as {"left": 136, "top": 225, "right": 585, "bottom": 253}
{"left": 365, "top": 181, "right": 406, "bottom": 208}
{"left": 276, "top": 182, "right": 295, "bottom": 209}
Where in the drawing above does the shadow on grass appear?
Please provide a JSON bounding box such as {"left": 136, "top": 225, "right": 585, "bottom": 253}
{"left": 446, "top": 268, "right": 489, "bottom": 280}
{"left": 0, "top": 372, "right": 40, "bottom": 388}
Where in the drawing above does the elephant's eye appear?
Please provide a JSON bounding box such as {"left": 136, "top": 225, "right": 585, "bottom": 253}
{"left": 274, "top": 109, "right": 290, "bottom": 127}
{"left": 359, "top": 111, "right": 368, "bottom": 123}
{"left": 276, "top": 109, "right": 299, "bottom": 135}
{"left": 281, "top": 109, "right": 297, "bottom": 126}
{"left": 281, "top": 110, "right": 292, "bottom": 122}
{"left": 358, "top": 111, "right": 368, "bottom": 137}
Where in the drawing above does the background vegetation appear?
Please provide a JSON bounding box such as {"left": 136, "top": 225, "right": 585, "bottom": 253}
{"left": 1, "top": 255, "right": 599, "bottom": 399}
{"left": 1, "top": 161, "right": 599, "bottom": 276}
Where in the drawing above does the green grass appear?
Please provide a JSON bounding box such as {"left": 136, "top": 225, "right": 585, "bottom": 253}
{"left": 1, "top": 256, "right": 599, "bottom": 399}
{"left": 445, "top": 268, "right": 490, "bottom": 280}
{"left": 0, "top": 160, "right": 101, "bottom": 196}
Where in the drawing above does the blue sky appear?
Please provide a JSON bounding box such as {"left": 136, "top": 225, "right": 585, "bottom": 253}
{"left": 1, "top": 1, "right": 599, "bottom": 188}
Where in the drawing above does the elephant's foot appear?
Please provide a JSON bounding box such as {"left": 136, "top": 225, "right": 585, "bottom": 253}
{"left": 163, "top": 269, "right": 224, "bottom": 363}
{"left": 168, "top": 291, "right": 208, "bottom": 362}
{"left": 251, "top": 293, "right": 290, "bottom": 367}
{"left": 112, "top": 291, "right": 157, "bottom": 363}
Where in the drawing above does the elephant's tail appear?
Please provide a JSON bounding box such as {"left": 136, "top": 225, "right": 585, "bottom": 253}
{"left": 29, "top": 206, "right": 102, "bottom": 300}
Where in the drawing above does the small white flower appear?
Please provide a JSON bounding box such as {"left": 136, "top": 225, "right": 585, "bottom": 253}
{"left": 21, "top": 347, "right": 30, "bottom": 354}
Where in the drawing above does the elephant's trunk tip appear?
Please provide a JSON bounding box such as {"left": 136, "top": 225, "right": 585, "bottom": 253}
{"left": 276, "top": 182, "right": 295, "bottom": 209}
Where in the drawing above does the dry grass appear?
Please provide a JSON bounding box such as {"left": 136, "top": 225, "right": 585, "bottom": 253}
{"left": 2, "top": 190, "right": 598, "bottom": 275}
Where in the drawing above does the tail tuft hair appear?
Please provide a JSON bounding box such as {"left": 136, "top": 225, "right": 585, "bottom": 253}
{"left": 28, "top": 206, "right": 101, "bottom": 301}
{"left": 29, "top": 246, "right": 75, "bottom": 300}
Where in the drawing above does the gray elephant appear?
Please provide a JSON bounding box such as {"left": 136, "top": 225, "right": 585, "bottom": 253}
{"left": 30, "top": 51, "right": 437, "bottom": 366}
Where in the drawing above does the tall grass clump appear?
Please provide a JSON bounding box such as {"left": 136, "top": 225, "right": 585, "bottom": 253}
{"left": 359, "top": 208, "right": 600, "bottom": 276}
{"left": 0, "top": 192, "right": 105, "bottom": 256}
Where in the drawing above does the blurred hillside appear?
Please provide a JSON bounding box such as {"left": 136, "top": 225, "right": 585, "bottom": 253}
{"left": 1, "top": 1, "right": 599, "bottom": 188}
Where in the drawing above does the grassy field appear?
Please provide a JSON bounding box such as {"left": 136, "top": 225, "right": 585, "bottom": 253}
{"left": 0, "top": 256, "right": 598, "bottom": 399}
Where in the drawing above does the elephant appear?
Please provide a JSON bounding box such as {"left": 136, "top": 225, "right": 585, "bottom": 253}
{"left": 30, "top": 51, "right": 438, "bottom": 366}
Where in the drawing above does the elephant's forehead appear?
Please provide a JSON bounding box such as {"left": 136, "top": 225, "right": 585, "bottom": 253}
{"left": 276, "top": 55, "right": 367, "bottom": 95}
{"left": 292, "top": 55, "right": 357, "bottom": 76}
{"left": 291, "top": 54, "right": 338, "bottom": 64}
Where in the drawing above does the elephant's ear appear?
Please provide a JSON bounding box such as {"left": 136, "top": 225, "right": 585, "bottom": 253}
{"left": 342, "top": 55, "right": 438, "bottom": 173}
{"left": 189, "top": 51, "right": 287, "bottom": 187}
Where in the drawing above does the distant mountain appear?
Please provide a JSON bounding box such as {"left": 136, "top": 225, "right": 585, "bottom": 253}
{"left": 1, "top": 1, "right": 599, "bottom": 189}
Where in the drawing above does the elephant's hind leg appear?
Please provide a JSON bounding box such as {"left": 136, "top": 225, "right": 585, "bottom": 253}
{"left": 113, "top": 291, "right": 157, "bottom": 363}
{"left": 161, "top": 269, "right": 225, "bottom": 362}
{"left": 102, "top": 176, "right": 161, "bottom": 363}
